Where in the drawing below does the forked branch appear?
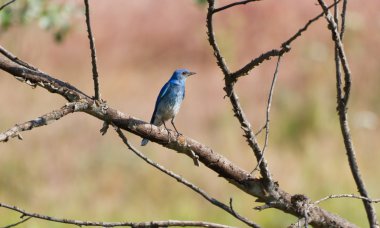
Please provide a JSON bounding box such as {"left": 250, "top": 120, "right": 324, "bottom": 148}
{"left": 318, "top": 0, "right": 379, "bottom": 227}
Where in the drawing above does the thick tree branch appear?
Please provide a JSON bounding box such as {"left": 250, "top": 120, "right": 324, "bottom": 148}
{"left": 0, "top": 48, "right": 358, "bottom": 227}
{"left": 84, "top": 0, "right": 101, "bottom": 100}
{"left": 0, "top": 202, "right": 231, "bottom": 228}
{"left": 0, "top": 102, "right": 87, "bottom": 142}
{"left": 317, "top": 1, "right": 379, "bottom": 227}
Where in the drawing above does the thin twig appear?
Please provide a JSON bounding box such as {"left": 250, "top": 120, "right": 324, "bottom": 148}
{"left": 318, "top": 0, "right": 379, "bottom": 227}
{"left": 230, "top": 0, "right": 341, "bottom": 80}
{"left": 315, "top": 194, "right": 380, "bottom": 205}
{"left": 281, "top": 0, "right": 341, "bottom": 49}
{"left": 340, "top": 0, "right": 348, "bottom": 40}
{"left": 84, "top": 0, "right": 101, "bottom": 100}
{"left": 0, "top": 0, "right": 15, "bottom": 11}
{"left": 0, "top": 102, "right": 88, "bottom": 142}
{"left": 0, "top": 202, "right": 231, "bottom": 228}
{"left": 213, "top": 0, "right": 261, "bottom": 13}
{"left": 318, "top": 0, "right": 351, "bottom": 105}
{"left": 0, "top": 46, "right": 37, "bottom": 71}
{"left": 113, "top": 127, "right": 260, "bottom": 228}
{"left": 252, "top": 56, "right": 282, "bottom": 173}
{"left": 1, "top": 217, "right": 32, "bottom": 228}
{"left": 333, "top": 0, "right": 343, "bottom": 102}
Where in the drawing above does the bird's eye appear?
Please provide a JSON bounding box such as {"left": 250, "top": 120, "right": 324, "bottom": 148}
{"left": 182, "top": 72, "right": 187, "bottom": 75}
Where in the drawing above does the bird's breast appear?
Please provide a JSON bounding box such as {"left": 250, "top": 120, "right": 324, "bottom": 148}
{"left": 155, "top": 85, "right": 184, "bottom": 122}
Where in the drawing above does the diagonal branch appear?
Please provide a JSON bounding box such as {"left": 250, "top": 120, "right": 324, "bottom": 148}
{"left": 213, "top": 0, "right": 261, "bottom": 14}
{"left": 0, "top": 202, "right": 232, "bottom": 228}
{"left": 0, "top": 47, "right": 359, "bottom": 227}
{"left": 317, "top": 0, "right": 379, "bottom": 227}
{"left": 1, "top": 217, "right": 32, "bottom": 228}
{"left": 0, "top": 0, "right": 16, "bottom": 11}
{"left": 0, "top": 46, "right": 37, "bottom": 71}
{"left": 84, "top": 0, "right": 101, "bottom": 100}
{"left": 113, "top": 127, "right": 260, "bottom": 228}
{"left": 0, "top": 102, "right": 87, "bottom": 142}
{"left": 252, "top": 56, "right": 282, "bottom": 173}
{"left": 230, "top": 0, "right": 341, "bottom": 80}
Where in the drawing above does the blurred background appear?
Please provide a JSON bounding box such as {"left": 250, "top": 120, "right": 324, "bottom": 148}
{"left": 0, "top": 0, "right": 380, "bottom": 227}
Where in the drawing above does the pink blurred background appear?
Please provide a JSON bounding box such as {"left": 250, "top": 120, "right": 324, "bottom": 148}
{"left": 1, "top": 0, "right": 380, "bottom": 227}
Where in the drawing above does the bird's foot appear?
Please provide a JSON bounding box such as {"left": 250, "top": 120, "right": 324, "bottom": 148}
{"left": 176, "top": 132, "right": 183, "bottom": 139}
{"left": 167, "top": 130, "right": 172, "bottom": 144}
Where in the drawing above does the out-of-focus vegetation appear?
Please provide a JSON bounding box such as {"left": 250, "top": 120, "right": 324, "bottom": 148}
{"left": 0, "top": 0, "right": 79, "bottom": 42}
{"left": 0, "top": 0, "right": 379, "bottom": 227}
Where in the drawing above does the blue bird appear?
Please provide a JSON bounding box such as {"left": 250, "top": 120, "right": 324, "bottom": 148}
{"left": 141, "top": 69, "right": 196, "bottom": 146}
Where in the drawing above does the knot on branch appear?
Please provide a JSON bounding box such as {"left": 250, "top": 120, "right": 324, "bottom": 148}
{"left": 291, "top": 194, "right": 312, "bottom": 216}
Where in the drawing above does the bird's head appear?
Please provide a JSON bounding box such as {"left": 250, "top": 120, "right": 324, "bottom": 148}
{"left": 170, "top": 69, "right": 196, "bottom": 82}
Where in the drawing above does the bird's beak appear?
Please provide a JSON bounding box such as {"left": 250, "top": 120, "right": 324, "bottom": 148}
{"left": 188, "top": 72, "right": 196, "bottom": 77}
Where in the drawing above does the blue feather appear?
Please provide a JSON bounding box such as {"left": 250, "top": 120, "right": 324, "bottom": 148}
{"left": 141, "top": 69, "right": 195, "bottom": 146}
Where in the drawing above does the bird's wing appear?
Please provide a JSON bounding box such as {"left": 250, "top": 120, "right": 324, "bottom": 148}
{"left": 149, "top": 82, "right": 171, "bottom": 124}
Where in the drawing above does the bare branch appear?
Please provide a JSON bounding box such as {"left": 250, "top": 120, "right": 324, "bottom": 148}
{"left": 84, "top": 0, "right": 101, "bottom": 100}
{"left": 315, "top": 194, "right": 380, "bottom": 205}
{"left": 340, "top": 0, "right": 348, "bottom": 40}
{"left": 0, "top": 102, "right": 87, "bottom": 142}
{"left": 230, "top": 0, "right": 341, "bottom": 80}
{"left": 0, "top": 46, "right": 360, "bottom": 228}
{"left": 213, "top": 0, "right": 261, "bottom": 13}
{"left": 206, "top": 0, "right": 273, "bottom": 187}
{"left": 0, "top": 0, "right": 15, "bottom": 11}
{"left": 318, "top": 0, "right": 351, "bottom": 105}
{"left": 1, "top": 217, "right": 32, "bottom": 228}
{"left": 0, "top": 46, "right": 37, "bottom": 71}
{"left": 113, "top": 127, "right": 260, "bottom": 228}
{"left": 252, "top": 56, "right": 282, "bottom": 173}
{"left": 314, "top": 194, "right": 380, "bottom": 204}
{"left": 0, "top": 202, "right": 232, "bottom": 228}
{"left": 206, "top": 0, "right": 231, "bottom": 76}
{"left": 318, "top": 0, "right": 379, "bottom": 227}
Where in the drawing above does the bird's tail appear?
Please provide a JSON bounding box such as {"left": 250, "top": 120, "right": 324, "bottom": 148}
{"left": 141, "top": 138, "right": 149, "bottom": 146}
